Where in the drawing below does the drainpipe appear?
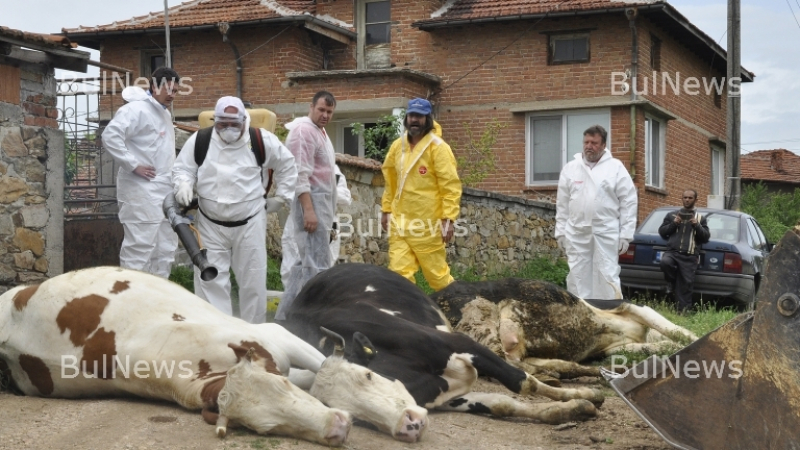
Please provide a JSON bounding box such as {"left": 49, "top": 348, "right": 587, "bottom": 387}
{"left": 218, "top": 22, "right": 243, "bottom": 100}
{"left": 626, "top": 8, "right": 638, "bottom": 179}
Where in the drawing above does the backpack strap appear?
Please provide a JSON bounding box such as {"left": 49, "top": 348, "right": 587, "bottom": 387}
{"left": 194, "top": 127, "right": 214, "bottom": 166}
{"left": 249, "top": 127, "right": 275, "bottom": 194}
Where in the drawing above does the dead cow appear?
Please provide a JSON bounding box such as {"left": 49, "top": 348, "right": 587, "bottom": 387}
{"left": 282, "top": 263, "right": 605, "bottom": 426}
{"left": 431, "top": 278, "right": 699, "bottom": 378}
{"left": 0, "top": 267, "right": 427, "bottom": 445}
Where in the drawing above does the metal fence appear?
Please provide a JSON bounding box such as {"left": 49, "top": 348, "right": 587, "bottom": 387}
{"left": 58, "top": 76, "right": 125, "bottom": 271}
{"left": 58, "top": 76, "right": 119, "bottom": 220}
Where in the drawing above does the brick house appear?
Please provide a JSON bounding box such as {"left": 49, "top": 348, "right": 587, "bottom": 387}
{"left": 62, "top": 0, "right": 753, "bottom": 222}
{"left": 741, "top": 149, "right": 800, "bottom": 194}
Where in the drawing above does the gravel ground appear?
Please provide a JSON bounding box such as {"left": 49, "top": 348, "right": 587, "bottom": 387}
{"left": 0, "top": 378, "right": 672, "bottom": 450}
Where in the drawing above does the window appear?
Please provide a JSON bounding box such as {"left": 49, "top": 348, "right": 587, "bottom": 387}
{"left": 650, "top": 35, "right": 661, "bottom": 71}
{"left": 644, "top": 115, "right": 665, "bottom": 188}
{"left": 140, "top": 49, "right": 171, "bottom": 78}
{"left": 525, "top": 109, "right": 610, "bottom": 184}
{"left": 357, "top": 0, "right": 391, "bottom": 69}
{"left": 336, "top": 120, "right": 391, "bottom": 158}
{"left": 549, "top": 34, "right": 589, "bottom": 64}
{"left": 711, "top": 146, "right": 725, "bottom": 195}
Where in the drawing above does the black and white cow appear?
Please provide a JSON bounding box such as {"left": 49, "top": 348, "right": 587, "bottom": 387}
{"left": 431, "top": 278, "right": 699, "bottom": 378}
{"left": 0, "top": 267, "right": 427, "bottom": 445}
{"left": 281, "top": 263, "right": 603, "bottom": 425}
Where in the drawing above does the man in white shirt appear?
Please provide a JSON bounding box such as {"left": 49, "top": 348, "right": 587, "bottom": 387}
{"left": 555, "top": 125, "right": 638, "bottom": 299}
{"left": 172, "top": 96, "right": 297, "bottom": 324}
{"left": 102, "top": 67, "right": 181, "bottom": 278}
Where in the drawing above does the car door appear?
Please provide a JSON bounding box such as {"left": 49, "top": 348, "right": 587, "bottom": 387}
{"left": 745, "top": 218, "right": 767, "bottom": 276}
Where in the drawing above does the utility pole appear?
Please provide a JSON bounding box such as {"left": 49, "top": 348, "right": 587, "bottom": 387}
{"left": 725, "top": 0, "right": 741, "bottom": 210}
{"left": 164, "top": 0, "right": 172, "bottom": 68}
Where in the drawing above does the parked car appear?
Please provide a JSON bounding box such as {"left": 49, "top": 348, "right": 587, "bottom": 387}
{"left": 619, "top": 207, "right": 772, "bottom": 306}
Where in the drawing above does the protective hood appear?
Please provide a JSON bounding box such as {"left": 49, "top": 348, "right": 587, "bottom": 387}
{"left": 121, "top": 86, "right": 149, "bottom": 103}
{"left": 284, "top": 116, "right": 315, "bottom": 131}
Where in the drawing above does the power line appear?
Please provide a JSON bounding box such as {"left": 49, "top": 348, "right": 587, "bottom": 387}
{"left": 786, "top": 0, "right": 800, "bottom": 30}
{"left": 441, "top": 1, "right": 570, "bottom": 92}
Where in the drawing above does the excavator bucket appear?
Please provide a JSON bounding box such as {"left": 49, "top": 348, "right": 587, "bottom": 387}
{"left": 604, "top": 227, "right": 800, "bottom": 450}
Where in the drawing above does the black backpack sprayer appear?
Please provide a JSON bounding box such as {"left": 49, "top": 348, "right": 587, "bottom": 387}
{"left": 163, "top": 193, "right": 218, "bottom": 281}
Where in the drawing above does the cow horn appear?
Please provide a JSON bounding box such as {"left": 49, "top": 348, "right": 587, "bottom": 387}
{"left": 216, "top": 415, "right": 229, "bottom": 438}
{"left": 320, "top": 326, "right": 346, "bottom": 357}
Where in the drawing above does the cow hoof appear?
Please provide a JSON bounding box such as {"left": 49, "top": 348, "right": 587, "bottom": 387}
{"left": 534, "top": 374, "right": 561, "bottom": 387}
{"left": 540, "top": 399, "right": 597, "bottom": 424}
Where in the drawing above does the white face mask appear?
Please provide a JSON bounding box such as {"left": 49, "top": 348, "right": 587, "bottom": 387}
{"left": 218, "top": 128, "right": 241, "bottom": 143}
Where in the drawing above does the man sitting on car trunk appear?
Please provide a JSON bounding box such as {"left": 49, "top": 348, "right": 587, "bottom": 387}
{"left": 658, "top": 189, "right": 711, "bottom": 313}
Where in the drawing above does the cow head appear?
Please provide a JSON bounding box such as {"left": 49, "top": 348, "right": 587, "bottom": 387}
{"left": 310, "top": 329, "right": 428, "bottom": 443}
{"left": 216, "top": 348, "right": 352, "bottom": 446}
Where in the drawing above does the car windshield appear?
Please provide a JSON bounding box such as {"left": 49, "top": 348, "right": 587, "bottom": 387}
{"left": 639, "top": 211, "right": 740, "bottom": 244}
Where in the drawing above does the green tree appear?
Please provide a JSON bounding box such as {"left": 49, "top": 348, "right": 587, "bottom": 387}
{"left": 351, "top": 112, "right": 403, "bottom": 162}
{"left": 454, "top": 119, "right": 506, "bottom": 187}
{"left": 740, "top": 182, "right": 800, "bottom": 242}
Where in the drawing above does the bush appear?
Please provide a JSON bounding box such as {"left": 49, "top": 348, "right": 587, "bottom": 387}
{"left": 351, "top": 112, "right": 403, "bottom": 162}
{"left": 741, "top": 182, "right": 800, "bottom": 243}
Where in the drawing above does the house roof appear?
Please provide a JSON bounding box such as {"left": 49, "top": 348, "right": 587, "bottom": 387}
{"left": 0, "top": 26, "right": 78, "bottom": 49}
{"left": 0, "top": 26, "right": 89, "bottom": 72}
{"left": 414, "top": 0, "right": 753, "bottom": 82}
{"left": 741, "top": 149, "right": 800, "bottom": 185}
{"left": 61, "top": 0, "right": 353, "bottom": 43}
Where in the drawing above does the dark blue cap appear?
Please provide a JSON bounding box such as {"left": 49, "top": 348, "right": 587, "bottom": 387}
{"left": 406, "top": 98, "right": 432, "bottom": 115}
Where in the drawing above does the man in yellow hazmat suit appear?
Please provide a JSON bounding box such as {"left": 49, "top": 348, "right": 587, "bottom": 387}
{"left": 381, "top": 98, "right": 462, "bottom": 291}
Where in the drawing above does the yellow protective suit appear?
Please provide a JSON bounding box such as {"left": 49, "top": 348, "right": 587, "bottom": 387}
{"left": 381, "top": 122, "right": 462, "bottom": 290}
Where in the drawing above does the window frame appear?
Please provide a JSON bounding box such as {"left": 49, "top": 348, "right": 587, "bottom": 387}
{"left": 524, "top": 108, "right": 611, "bottom": 186}
{"left": 356, "top": 0, "right": 392, "bottom": 69}
{"left": 548, "top": 32, "right": 590, "bottom": 65}
{"left": 650, "top": 34, "right": 662, "bottom": 71}
{"left": 644, "top": 114, "right": 666, "bottom": 188}
{"left": 139, "top": 49, "right": 171, "bottom": 78}
{"left": 710, "top": 145, "right": 725, "bottom": 196}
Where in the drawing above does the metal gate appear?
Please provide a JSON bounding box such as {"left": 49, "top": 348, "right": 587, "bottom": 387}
{"left": 58, "top": 76, "right": 124, "bottom": 271}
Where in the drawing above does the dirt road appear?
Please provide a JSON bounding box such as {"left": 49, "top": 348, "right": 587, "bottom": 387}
{"left": 0, "top": 378, "right": 670, "bottom": 450}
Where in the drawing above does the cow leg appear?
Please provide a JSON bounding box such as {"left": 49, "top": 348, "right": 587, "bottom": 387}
{"left": 615, "top": 303, "right": 698, "bottom": 344}
{"left": 520, "top": 374, "right": 605, "bottom": 407}
{"left": 515, "top": 357, "right": 601, "bottom": 379}
{"left": 436, "top": 392, "right": 596, "bottom": 424}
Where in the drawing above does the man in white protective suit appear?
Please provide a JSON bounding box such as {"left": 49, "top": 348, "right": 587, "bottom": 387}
{"left": 280, "top": 164, "right": 352, "bottom": 285}
{"left": 172, "top": 96, "right": 297, "bottom": 324}
{"left": 555, "top": 125, "right": 638, "bottom": 300}
{"left": 102, "top": 67, "right": 181, "bottom": 278}
{"left": 275, "top": 91, "right": 338, "bottom": 321}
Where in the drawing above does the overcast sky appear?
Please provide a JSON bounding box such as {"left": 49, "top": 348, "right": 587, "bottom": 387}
{"left": 2, "top": 0, "right": 796, "bottom": 154}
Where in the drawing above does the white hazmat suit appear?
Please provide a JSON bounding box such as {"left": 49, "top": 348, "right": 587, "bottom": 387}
{"left": 172, "top": 100, "right": 297, "bottom": 324}
{"left": 555, "top": 151, "right": 637, "bottom": 299}
{"left": 280, "top": 164, "right": 351, "bottom": 283}
{"left": 102, "top": 86, "right": 177, "bottom": 278}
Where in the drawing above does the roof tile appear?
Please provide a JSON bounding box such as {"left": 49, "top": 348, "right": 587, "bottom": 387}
{"left": 63, "top": 0, "right": 318, "bottom": 34}
{"left": 428, "top": 0, "right": 660, "bottom": 23}
{"left": 0, "top": 26, "right": 77, "bottom": 48}
{"left": 741, "top": 149, "right": 800, "bottom": 184}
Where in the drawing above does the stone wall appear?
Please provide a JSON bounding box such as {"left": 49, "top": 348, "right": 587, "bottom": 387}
{"left": 267, "top": 154, "right": 561, "bottom": 276}
{"left": 0, "top": 61, "right": 65, "bottom": 293}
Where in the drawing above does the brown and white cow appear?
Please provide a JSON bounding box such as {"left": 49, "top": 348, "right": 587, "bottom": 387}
{"left": 0, "top": 266, "right": 426, "bottom": 445}
{"left": 432, "top": 278, "right": 699, "bottom": 378}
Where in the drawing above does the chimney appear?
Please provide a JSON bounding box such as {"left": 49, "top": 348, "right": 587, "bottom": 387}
{"left": 770, "top": 151, "right": 784, "bottom": 173}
